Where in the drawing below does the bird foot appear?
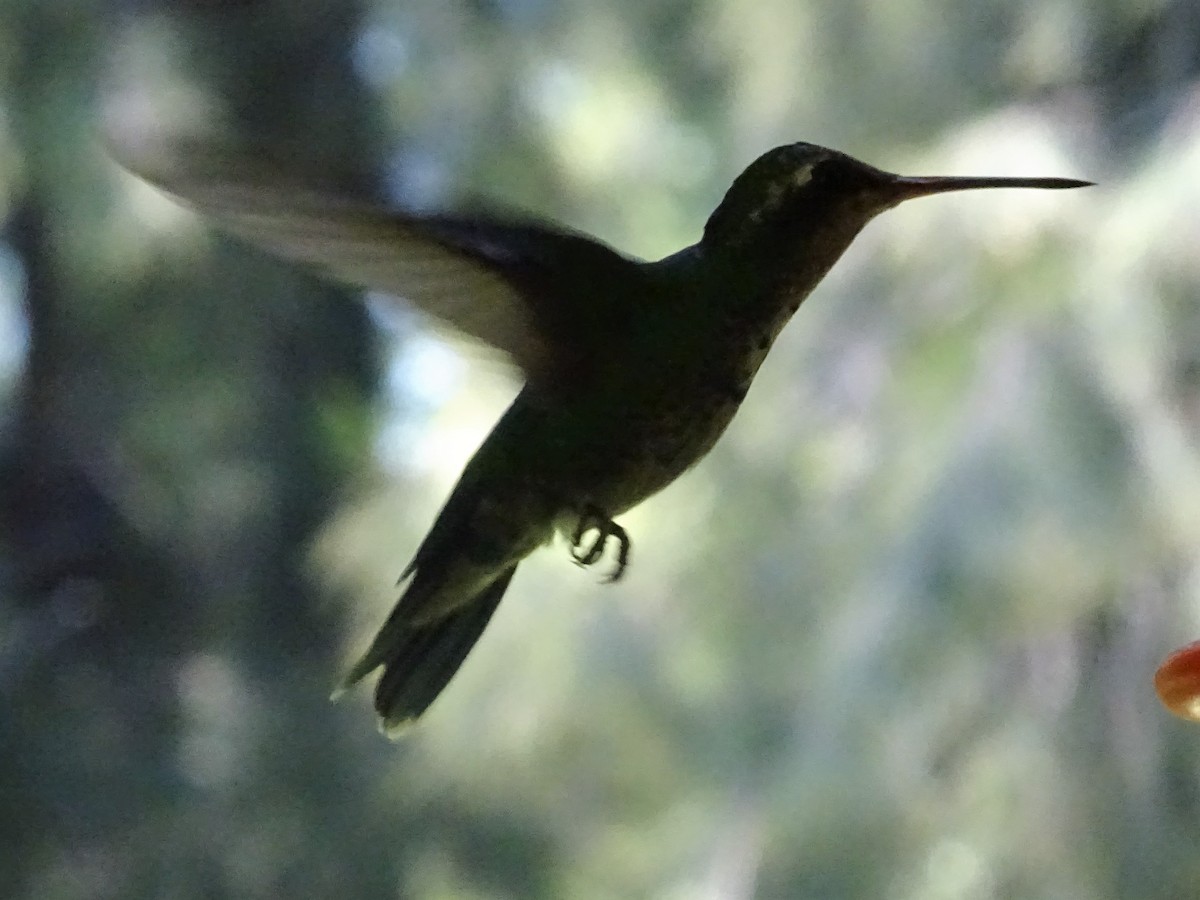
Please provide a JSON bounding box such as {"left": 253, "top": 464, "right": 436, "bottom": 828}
{"left": 570, "top": 506, "right": 630, "bottom": 583}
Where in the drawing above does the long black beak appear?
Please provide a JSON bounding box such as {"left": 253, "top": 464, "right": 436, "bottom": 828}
{"left": 886, "top": 173, "right": 1093, "bottom": 204}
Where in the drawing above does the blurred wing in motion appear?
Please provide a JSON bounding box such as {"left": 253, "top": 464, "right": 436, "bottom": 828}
{"left": 113, "top": 139, "right": 643, "bottom": 383}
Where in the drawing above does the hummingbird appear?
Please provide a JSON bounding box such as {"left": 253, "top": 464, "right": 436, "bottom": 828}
{"left": 118, "top": 139, "right": 1089, "bottom": 732}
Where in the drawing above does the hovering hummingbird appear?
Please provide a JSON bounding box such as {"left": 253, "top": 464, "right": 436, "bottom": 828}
{"left": 120, "top": 139, "right": 1089, "bottom": 732}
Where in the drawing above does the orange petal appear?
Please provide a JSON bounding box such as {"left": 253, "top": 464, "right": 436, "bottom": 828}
{"left": 1155, "top": 640, "right": 1200, "bottom": 721}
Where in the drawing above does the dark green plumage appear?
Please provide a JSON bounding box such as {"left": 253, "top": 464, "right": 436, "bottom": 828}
{"left": 116, "top": 138, "right": 1089, "bottom": 732}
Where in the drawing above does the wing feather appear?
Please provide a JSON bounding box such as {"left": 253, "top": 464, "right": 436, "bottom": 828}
{"left": 114, "top": 140, "right": 643, "bottom": 379}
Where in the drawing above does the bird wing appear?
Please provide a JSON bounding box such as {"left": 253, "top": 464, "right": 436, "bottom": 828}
{"left": 115, "top": 141, "right": 643, "bottom": 381}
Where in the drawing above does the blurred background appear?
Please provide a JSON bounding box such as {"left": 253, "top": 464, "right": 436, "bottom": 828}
{"left": 3, "top": 0, "right": 1200, "bottom": 897}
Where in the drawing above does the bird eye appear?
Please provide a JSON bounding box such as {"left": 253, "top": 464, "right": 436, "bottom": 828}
{"left": 808, "top": 157, "right": 859, "bottom": 192}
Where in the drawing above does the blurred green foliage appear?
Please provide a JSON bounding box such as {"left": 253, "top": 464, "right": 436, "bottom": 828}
{"left": 3, "top": 0, "right": 1200, "bottom": 898}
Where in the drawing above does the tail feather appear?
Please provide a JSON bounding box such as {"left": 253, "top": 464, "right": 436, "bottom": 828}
{"left": 341, "top": 566, "right": 517, "bottom": 733}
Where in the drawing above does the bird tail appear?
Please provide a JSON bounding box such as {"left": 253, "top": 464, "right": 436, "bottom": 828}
{"left": 337, "top": 565, "right": 517, "bottom": 734}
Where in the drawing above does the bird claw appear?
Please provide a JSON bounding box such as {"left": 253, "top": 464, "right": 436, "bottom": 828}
{"left": 570, "top": 506, "right": 630, "bottom": 582}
